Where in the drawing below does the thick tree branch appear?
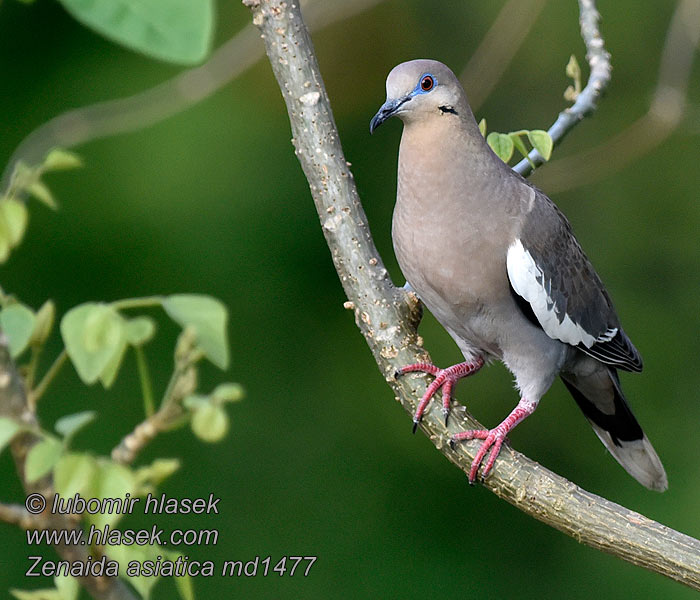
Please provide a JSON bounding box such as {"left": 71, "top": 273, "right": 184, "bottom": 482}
{"left": 243, "top": 0, "right": 700, "bottom": 590}
{"left": 0, "top": 341, "right": 138, "bottom": 600}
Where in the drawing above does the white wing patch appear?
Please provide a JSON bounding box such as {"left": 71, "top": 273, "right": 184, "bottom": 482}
{"left": 506, "top": 239, "right": 617, "bottom": 348}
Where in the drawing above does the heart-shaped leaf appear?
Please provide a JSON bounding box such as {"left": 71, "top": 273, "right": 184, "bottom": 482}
{"left": 43, "top": 148, "right": 83, "bottom": 172}
{"left": 125, "top": 316, "right": 156, "bottom": 346}
{"left": 163, "top": 295, "right": 229, "bottom": 369}
{"left": 61, "top": 303, "right": 127, "bottom": 384}
{"left": 487, "top": 132, "right": 514, "bottom": 163}
{"left": 25, "top": 437, "right": 63, "bottom": 483}
{"left": 1, "top": 198, "right": 29, "bottom": 246}
{"left": 0, "top": 417, "right": 23, "bottom": 455}
{"left": 0, "top": 303, "right": 37, "bottom": 358}
{"left": 55, "top": 411, "right": 97, "bottom": 443}
{"left": 191, "top": 402, "right": 229, "bottom": 443}
{"left": 528, "top": 130, "right": 553, "bottom": 161}
{"left": 58, "top": 0, "right": 214, "bottom": 65}
{"left": 54, "top": 452, "right": 97, "bottom": 498}
{"left": 88, "top": 459, "right": 137, "bottom": 528}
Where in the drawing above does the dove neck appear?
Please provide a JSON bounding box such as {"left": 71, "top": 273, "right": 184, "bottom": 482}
{"left": 397, "top": 111, "right": 508, "bottom": 209}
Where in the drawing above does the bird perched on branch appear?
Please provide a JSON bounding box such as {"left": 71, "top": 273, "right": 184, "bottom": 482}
{"left": 370, "top": 59, "right": 667, "bottom": 490}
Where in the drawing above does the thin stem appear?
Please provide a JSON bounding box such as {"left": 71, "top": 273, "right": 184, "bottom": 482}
{"left": 134, "top": 346, "right": 155, "bottom": 417}
{"left": 0, "top": 502, "right": 40, "bottom": 529}
{"left": 111, "top": 331, "right": 201, "bottom": 464}
{"left": 24, "top": 343, "right": 42, "bottom": 394}
{"left": 30, "top": 349, "right": 68, "bottom": 406}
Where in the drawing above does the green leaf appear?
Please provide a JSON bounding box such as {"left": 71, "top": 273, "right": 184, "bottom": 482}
{"left": 31, "top": 300, "right": 56, "bottom": 346}
{"left": 212, "top": 382, "right": 244, "bottom": 404}
{"left": 163, "top": 295, "right": 229, "bottom": 369}
{"left": 98, "top": 335, "right": 129, "bottom": 389}
{"left": 478, "top": 118, "right": 487, "bottom": 137}
{"left": 54, "top": 574, "right": 79, "bottom": 600}
{"left": 89, "top": 459, "right": 136, "bottom": 528}
{"left": 191, "top": 402, "right": 229, "bottom": 443}
{"left": 27, "top": 180, "right": 57, "bottom": 209}
{"left": 509, "top": 132, "right": 530, "bottom": 161}
{"left": 125, "top": 316, "right": 156, "bottom": 346}
{"left": 486, "top": 132, "right": 514, "bottom": 163}
{"left": 566, "top": 54, "right": 581, "bottom": 82}
{"left": 53, "top": 452, "right": 97, "bottom": 498}
{"left": 25, "top": 437, "right": 63, "bottom": 483}
{"left": 528, "top": 130, "right": 553, "bottom": 161}
{"left": 43, "top": 148, "right": 83, "bottom": 172}
{"left": 108, "top": 543, "right": 162, "bottom": 599}
{"left": 57, "top": 0, "right": 214, "bottom": 65}
{"left": 135, "top": 458, "right": 180, "bottom": 491}
{"left": 173, "top": 558, "right": 195, "bottom": 600}
{"left": 1, "top": 303, "right": 37, "bottom": 358}
{"left": 0, "top": 217, "right": 11, "bottom": 263}
{"left": 183, "top": 393, "right": 208, "bottom": 411}
{"left": 563, "top": 85, "right": 577, "bottom": 102}
{"left": 1, "top": 198, "right": 29, "bottom": 245}
{"left": 61, "top": 303, "right": 128, "bottom": 384}
{"left": 55, "top": 410, "right": 96, "bottom": 443}
{"left": 0, "top": 416, "right": 22, "bottom": 454}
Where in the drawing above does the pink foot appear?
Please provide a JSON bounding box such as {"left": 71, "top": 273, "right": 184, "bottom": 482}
{"left": 450, "top": 397, "right": 538, "bottom": 484}
{"left": 395, "top": 358, "right": 484, "bottom": 431}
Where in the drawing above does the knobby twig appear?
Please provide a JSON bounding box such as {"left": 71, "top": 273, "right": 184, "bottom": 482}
{"left": 539, "top": 0, "right": 700, "bottom": 192}
{"left": 513, "top": 0, "right": 611, "bottom": 176}
{"left": 0, "top": 503, "right": 41, "bottom": 530}
{"left": 0, "top": 0, "right": 387, "bottom": 194}
{"left": 0, "top": 341, "right": 138, "bottom": 600}
{"left": 111, "top": 330, "right": 200, "bottom": 465}
{"left": 242, "top": 0, "right": 700, "bottom": 589}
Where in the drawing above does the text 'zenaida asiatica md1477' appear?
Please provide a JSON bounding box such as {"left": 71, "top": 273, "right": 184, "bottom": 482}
{"left": 370, "top": 59, "right": 667, "bottom": 491}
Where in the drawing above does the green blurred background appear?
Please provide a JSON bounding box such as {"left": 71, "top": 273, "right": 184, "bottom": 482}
{"left": 1, "top": 0, "right": 699, "bottom": 598}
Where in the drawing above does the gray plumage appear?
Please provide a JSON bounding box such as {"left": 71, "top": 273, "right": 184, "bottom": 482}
{"left": 371, "top": 59, "right": 666, "bottom": 490}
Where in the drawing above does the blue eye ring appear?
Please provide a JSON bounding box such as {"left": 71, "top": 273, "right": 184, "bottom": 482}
{"left": 418, "top": 73, "right": 436, "bottom": 93}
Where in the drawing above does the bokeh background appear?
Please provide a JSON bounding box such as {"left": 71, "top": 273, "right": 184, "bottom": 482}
{"left": 1, "top": 0, "right": 699, "bottom": 598}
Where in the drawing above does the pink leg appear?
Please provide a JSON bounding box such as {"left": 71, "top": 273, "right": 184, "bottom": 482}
{"left": 451, "top": 397, "right": 538, "bottom": 484}
{"left": 395, "top": 358, "right": 484, "bottom": 431}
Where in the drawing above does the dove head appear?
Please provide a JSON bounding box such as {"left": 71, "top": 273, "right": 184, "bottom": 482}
{"left": 370, "top": 59, "right": 468, "bottom": 133}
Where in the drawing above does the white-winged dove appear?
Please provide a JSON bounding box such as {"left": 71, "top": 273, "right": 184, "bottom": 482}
{"left": 370, "top": 59, "right": 667, "bottom": 490}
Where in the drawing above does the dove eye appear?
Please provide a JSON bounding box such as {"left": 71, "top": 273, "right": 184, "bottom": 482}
{"left": 419, "top": 74, "right": 435, "bottom": 92}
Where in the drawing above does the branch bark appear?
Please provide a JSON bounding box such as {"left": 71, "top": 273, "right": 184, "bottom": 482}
{"left": 242, "top": 0, "right": 700, "bottom": 590}
{"left": 0, "top": 341, "right": 138, "bottom": 600}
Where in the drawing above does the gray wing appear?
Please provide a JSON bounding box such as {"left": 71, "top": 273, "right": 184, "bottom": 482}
{"left": 506, "top": 188, "right": 642, "bottom": 372}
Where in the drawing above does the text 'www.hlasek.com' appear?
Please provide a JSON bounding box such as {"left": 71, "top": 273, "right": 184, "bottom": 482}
{"left": 23, "top": 492, "right": 317, "bottom": 579}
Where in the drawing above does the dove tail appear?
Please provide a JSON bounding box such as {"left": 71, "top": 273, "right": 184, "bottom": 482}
{"left": 561, "top": 365, "right": 667, "bottom": 491}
